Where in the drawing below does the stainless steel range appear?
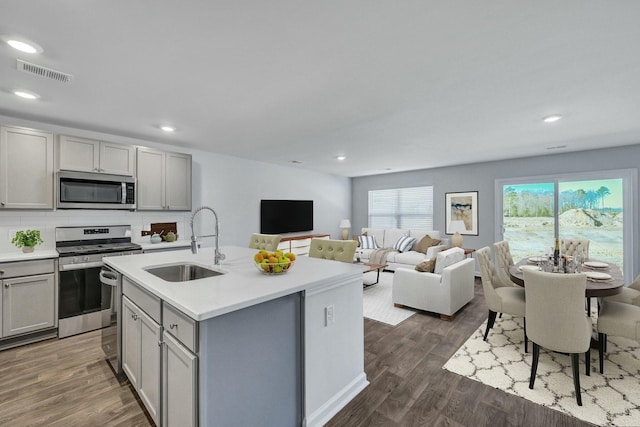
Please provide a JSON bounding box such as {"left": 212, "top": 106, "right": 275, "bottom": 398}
{"left": 56, "top": 225, "right": 142, "bottom": 339}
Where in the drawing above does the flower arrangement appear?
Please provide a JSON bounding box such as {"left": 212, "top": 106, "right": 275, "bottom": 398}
{"left": 11, "top": 229, "right": 44, "bottom": 252}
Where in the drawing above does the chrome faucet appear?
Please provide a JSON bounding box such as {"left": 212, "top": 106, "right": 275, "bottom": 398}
{"left": 190, "top": 206, "right": 225, "bottom": 266}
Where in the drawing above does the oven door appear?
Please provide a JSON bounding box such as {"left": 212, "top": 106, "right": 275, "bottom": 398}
{"left": 58, "top": 260, "right": 112, "bottom": 338}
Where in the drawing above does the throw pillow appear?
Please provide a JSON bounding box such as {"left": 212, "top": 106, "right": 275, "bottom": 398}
{"left": 353, "top": 231, "right": 367, "bottom": 247}
{"left": 393, "top": 235, "right": 417, "bottom": 253}
{"left": 414, "top": 235, "right": 442, "bottom": 254}
{"left": 415, "top": 259, "right": 436, "bottom": 273}
{"left": 358, "top": 235, "right": 378, "bottom": 249}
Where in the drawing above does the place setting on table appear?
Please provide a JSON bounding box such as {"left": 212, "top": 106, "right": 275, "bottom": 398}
{"left": 509, "top": 250, "right": 623, "bottom": 298}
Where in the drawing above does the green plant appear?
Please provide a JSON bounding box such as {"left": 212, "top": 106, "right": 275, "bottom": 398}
{"left": 11, "top": 229, "right": 44, "bottom": 248}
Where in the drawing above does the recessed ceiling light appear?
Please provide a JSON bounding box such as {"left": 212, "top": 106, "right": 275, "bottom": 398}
{"left": 3, "top": 36, "right": 43, "bottom": 54}
{"left": 14, "top": 90, "right": 40, "bottom": 100}
{"left": 336, "top": 156, "right": 346, "bottom": 161}
{"left": 160, "top": 125, "right": 176, "bottom": 132}
{"left": 542, "top": 114, "right": 563, "bottom": 123}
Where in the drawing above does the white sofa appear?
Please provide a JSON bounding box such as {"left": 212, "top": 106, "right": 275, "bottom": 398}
{"left": 392, "top": 248, "right": 475, "bottom": 319}
{"left": 357, "top": 228, "right": 449, "bottom": 271}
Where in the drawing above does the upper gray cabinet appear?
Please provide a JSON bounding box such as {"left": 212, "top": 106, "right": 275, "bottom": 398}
{"left": 137, "top": 147, "right": 192, "bottom": 211}
{"left": 0, "top": 126, "right": 54, "bottom": 209}
{"left": 58, "top": 135, "right": 135, "bottom": 176}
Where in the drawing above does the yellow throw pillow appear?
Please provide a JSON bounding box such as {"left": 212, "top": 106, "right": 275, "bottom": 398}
{"left": 414, "top": 235, "right": 441, "bottom": 254}
{"left": 415, "top": 258, "right": 436, "bottom": 273}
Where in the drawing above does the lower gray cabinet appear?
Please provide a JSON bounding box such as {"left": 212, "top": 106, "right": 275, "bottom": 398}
{"left": 122, "top": 295, "right": 161, "bottom": 425}
{"left": 162, "top": 331, "right": 198, "bottom": 427}
{"left": 1, "top": 259, "right": 56, "bottom": 339}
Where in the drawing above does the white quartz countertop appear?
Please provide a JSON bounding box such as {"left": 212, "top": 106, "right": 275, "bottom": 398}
{"left": 0, "top": 249, "right": 59, "bottom": 263}
{"left": 136, "top": 240, "right": 192, "bottom": 251}
{"left": 104, "top": 246, "right": 364, "bottom": 321}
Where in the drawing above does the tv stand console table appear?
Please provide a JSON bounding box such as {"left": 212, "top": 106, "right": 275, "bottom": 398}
{"left": 277, "top": 234, "right": 331, "bottom": 257}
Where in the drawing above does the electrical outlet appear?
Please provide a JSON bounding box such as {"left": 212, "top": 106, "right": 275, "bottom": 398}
{"left": 325, "top": 305, "right": 335, "bottom": 326}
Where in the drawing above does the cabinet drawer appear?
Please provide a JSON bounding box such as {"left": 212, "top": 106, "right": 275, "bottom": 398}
{"left": 163, "top": 303, "right": 197, "bottom": 353}
{"left": 0, "top": 259, "right": 55, "bottom": 279}
{"left": 123, "top": 277, "right": 161, "bottom": 323}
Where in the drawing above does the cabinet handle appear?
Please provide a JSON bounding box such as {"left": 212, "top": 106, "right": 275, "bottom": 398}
{"left": 0, "top": 270, "right": 4, "bottom": 275}
{"left": 131, "top": 314, "right": 138, "bottom": 320}
{"left": 0, "top": 202, "right": 4, "bottom": 206}
{"left": 169, "top": 323, "right": 178, "bottom": 329}
{"left": 4, "top": 283, "right": 9, "bottom": 288}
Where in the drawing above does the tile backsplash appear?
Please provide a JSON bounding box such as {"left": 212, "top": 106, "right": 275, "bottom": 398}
{"left": 0, "top": 210, "right": 191, "bottom": 253}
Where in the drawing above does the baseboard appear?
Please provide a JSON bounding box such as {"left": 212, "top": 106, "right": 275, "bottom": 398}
{"left": 304, "top": 373, "right": 369, "bottom": 427}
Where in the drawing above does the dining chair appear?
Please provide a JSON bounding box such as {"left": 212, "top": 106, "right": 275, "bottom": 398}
{"left": 604, "top": 274, "right": 640, "bottom": 306}
{"left": 476, "top": 247, "right": 527, "bottom": 351}
{"left": 523, "top": 269, "right": 591, "bottom": 406}
{"left": 248, "top": 233, "right": 282, "bottom": 252}
{"left": 596, "top": 299, "right": 640, "bottom": 374}
{"left": 493, "top": 240, "right": 519, "bottom": 288}
{"left": 308, "top": 238, "right": 358, "bottom": 263}
{"left": 560, "top": 238, "right": 590, "bottom": 259}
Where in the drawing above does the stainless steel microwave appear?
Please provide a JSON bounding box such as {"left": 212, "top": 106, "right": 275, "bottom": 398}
{"left": 57, "top": 171, "right": 136, "bottom": 209}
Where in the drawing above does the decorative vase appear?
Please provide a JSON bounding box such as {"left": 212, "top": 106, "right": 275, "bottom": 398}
{"left": 22, "top": 246, "right": 35, "bottom": 253}
{"left": 451, "top": 232, "right": 464, "bottom": 248}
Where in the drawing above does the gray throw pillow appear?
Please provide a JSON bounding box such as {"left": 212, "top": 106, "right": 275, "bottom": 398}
{"left": 414, "top": 235, "right": 442, "bottom": 254}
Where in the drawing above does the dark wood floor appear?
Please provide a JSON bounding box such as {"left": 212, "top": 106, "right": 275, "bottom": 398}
{"left": 0, "top": 277, "right": 592, "bottom": 427}
{"left": 327, "top": 276, "right": 593, "bottom": 427}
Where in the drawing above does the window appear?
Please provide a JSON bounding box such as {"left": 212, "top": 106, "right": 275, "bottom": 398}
{"left": 368, "top": 186, "right": 433, "bottom": 229}
{"left": 496, "top": 169, "right": 635, "bottom": 279}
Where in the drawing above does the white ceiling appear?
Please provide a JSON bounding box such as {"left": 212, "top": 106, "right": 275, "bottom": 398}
{"left": 2, "top": 1, "right": 640, "bottom": 177}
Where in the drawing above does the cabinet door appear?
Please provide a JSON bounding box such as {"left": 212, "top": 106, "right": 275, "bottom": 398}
{"left": 136, "top": 147, "right": 166, "bottom": 210}
{"left": 138, "top": 309, "right": 161, "bottom": 426}
{"left": 100, "top": 141, "right": 135, "bottom": 176}
{"left": 163, "top": 331, "right": 197, "bottom": 427}
{"left": 2, "top": 273, "right": 55, "bottom": 337}
{"left": 165, "top": 152, "right": 192, "bottom": 211}
{"left": 58, "top": 135, "right": 100, "bottom": 173}
{"left": 122, "top": 296, "right": 140, "bottom": 389}
{"left": 0, "top": 126, "right": 54, "bottom": 209}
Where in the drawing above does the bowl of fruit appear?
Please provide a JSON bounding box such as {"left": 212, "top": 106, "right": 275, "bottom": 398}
{"left": 254, "top": 250, "right": 296, "bottom": 275}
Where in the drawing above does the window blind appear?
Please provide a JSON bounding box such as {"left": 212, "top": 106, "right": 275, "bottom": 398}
{"left": 368, "top": 186, "right": 434, "bottom": 229}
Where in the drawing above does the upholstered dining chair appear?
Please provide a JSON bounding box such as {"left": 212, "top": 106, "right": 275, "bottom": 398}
{"left": 560, "top": 238, "right": 590, "bottom": 259}
{"left": 248, "top": 233, "right": 282, "bottom": 252}
{"left": 596, "top": 299, "right": 640, "bottom": 374}
{"left": 493, "top": 240, "right": 519, "bottom": 288}
{"left": 523, "top": 269, "right": 591, "bottom": 406}
{"left": 476, "top": 247, "right": 527, "bottom": 351}
{"left": 604, "top": 274, "right": 640, "bottom": 306}
{"left": 308, "top": 238, "right": 358, "bottom": 263}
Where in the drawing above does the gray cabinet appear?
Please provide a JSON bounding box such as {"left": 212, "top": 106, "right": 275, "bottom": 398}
{"left": 162, "top": 331, "right": 198, "bottom": 427}
{"left": 137, "top": 147, "right": 191, "bottom": 211}
{"left": 0, "top": 259, "right": 56, "bottom": 338}
{"left": 58, "top": 135, "right": 135, "bottom": 176}
{"left": 0, "top": 126, "right": 54, "bottom": 209}
{"left": 122, "top": 289, "right": 161, "bottom": 425}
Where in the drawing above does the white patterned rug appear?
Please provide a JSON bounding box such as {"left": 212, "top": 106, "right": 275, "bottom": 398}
{"left": 443, "top": 312, "right": 640, "bottom": 426}
{"left": 362, "top": 271, "right": 416, "bottom": 326}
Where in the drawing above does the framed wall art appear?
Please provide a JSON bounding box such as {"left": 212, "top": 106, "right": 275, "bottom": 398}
{"left": 445, "top": 191, "right": 478, "bottom": 235}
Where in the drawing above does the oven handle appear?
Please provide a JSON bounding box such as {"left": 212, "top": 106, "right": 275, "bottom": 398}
{"left": 100, "top": 268, "right": 119, "bottom": 287}
{"left": 59, "top": 261, "right": 105, "bottom": 271}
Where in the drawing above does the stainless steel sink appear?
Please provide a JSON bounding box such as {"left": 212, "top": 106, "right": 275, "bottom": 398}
{"left": 145, "top": 263, "right": 224, "bottom": 282}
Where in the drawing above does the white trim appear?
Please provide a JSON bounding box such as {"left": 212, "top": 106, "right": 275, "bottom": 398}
{"left": 304, "top": 373, "right": 369, "bottom": 427}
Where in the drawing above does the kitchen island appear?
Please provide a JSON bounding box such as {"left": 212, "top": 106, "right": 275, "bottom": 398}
{"left": 104, "top": 246, "right": 368, "bottom": 427}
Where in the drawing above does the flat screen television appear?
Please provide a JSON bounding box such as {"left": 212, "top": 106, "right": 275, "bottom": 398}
{"left": 260, "top": 200, "right": 313, "bottom": 234}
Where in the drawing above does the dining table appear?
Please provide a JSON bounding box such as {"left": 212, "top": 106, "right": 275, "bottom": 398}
{"left": 509, "top": 257, "right": 624, "bottom": 298}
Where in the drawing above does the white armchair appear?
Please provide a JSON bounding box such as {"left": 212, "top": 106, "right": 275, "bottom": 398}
{"left": 392, "top": 257, "right": 475, "bottom": 320}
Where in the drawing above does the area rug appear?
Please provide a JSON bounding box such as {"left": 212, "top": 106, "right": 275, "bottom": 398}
{"left": 362, "top": 271, "right": 416, "bottom": 326}
{"left": 443, "top": 313, "right": 640, "bottom": 426}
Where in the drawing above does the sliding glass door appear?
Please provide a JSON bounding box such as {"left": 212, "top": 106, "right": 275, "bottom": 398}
{"left": 497, "top": 170, "right": 634, "bottom": 278}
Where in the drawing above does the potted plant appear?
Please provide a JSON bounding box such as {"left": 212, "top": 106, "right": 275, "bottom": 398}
{"left": 11, "top": 229, "right": 44, "bottom": 253}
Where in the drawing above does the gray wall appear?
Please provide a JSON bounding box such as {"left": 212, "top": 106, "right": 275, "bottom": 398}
{"left": 352, "top": 144, "right": 640, "bottom": 278}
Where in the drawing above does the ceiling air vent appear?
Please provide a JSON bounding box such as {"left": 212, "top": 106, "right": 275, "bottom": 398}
{"left": 17, "top": 59, "right": 73, "bottom": 83}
